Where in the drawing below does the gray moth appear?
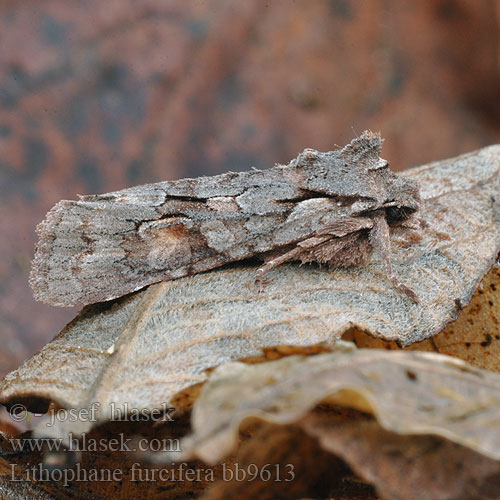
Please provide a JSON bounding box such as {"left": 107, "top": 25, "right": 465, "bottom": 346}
{"left": 30, "top": 131, "right": 422, "bottom": 307}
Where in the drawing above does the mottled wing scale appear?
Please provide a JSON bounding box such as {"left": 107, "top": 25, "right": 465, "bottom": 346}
{"left": 30, "top": 131, "right": 418, "bottom": 307}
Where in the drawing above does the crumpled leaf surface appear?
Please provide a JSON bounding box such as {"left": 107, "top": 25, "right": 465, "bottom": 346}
{"left": 196, "top": 410, "right": 500, "bottom": 500}
{"left": 346, "top": 264, "right": 500, "bottom": 372}
{"left": 0, "top": 146, "right": 499, "bottom": 436}
{"left": 179, "top": 346, "right": 500, "bottom": 464}
{"left": 300, "top": 414, "right": 500, "bottom": 500}
{"left": 199, "top": 417, "right": 379, "bottom": 500}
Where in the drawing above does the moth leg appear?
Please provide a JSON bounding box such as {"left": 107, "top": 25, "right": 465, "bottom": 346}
{"left": 255, "top": 217, "right": 374, "bottom": 290}
{"left": 370, "top": 216, "right": 419, "bottom": 303}
{"left": 255, "top": 246, "right": 304, "bottom": 291}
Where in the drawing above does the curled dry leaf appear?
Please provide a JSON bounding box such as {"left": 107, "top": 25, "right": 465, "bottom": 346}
{"left": 345, "top": 264, "right": 500, "bottom": 372}
{"left": 300, "top": 414, "right": 500, "bottom": 500}
{"left": 198, "top": 410, "right": 500, "bottom": 500}
{"left": 178, "top": 346, "right": 500, "bottom": 464}
{"left": 0, "top": 145, "right": 499, "bottom": 438}
{"left": 200, "top": 419, "right": 378, "bottom": 500}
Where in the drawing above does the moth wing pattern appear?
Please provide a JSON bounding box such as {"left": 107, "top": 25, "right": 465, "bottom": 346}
{"left": 30, "top": 177, "right": 296, "bottom": 307}
{"left": 30, "top": 131, "right": 421, "bottom": 306}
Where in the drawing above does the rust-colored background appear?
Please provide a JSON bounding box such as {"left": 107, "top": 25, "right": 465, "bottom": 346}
{"left": 1, "top": 0, "right": 500, "bottom": 377}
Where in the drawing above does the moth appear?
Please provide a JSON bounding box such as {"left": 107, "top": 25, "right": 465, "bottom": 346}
{"left": 30, "top": 131, "right": 422, "bottom": 307}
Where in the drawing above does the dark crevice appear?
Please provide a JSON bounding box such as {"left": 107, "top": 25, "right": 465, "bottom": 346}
{"left": 162, "top": 193, "right": 209, "bottom": 204}
{"left": 277, "top": 191, "right": 375, "bottom": 205}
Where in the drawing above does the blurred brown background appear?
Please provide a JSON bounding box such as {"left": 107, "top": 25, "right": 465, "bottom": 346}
{"left": 1, "top": 0, "right": 500, "bottom": 377}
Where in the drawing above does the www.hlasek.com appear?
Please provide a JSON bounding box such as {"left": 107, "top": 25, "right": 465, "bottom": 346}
{"left": 10, "top": 462, "right": 296, "bottom": 487}
{"left": 8, "top": 432, "right": 181, "bottom": 453}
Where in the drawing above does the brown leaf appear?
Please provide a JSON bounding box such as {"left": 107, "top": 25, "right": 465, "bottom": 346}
{"left": 0, "top": 413, "right": 379, "bottom": 500}
{"left": 200, "top": 420, "right": 378, "bottom": 500}
{"left": 0, "top": 455, "right": 86, "bottom": 500}
{"left": 0, "top": 415, "right": 216, "bottom": 499}
{"left": 201, "top": 408, "right": 500, "bottom": 500}
{"left": 345, "top": 264, "right": 500, "bottom": 372}
{"left": 0, "top": 145, "right": 499, "bottom": 439}
{"left": 300, "top": 413, "right": 500, "bottom": 500}
{"left": 178, "top": 346, "right": 500, "bottom": 464}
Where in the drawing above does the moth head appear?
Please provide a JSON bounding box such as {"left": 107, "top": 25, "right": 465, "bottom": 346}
{"left": 340, "top": 130, "right": 384, "bottom": 171}
{"left": 384, "top": 175, "right": 422, "bottom": 226}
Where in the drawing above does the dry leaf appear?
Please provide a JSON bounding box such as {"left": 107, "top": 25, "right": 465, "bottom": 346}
{"left": 0, "top": 455, "right": 88, "bottom": 500}
{"left": 0, "top": 474, "right": 62, "bottom": 500}
{"left": 0, "top": 415, "right": 216, "bottom": 500}
{"left": 345, "top": 264, "right": 500, "bottom": 372}
{"left": 0, "top": 145, "right": 499, "bottom": 440}
{"left": 300, "top": 413, "right": 500, "bottom": 500}
{"left": 200, "top": 419, "right": 378, "bottom": 500}
{"left": 178, "top": 346, "right": 500, "bottom": 464}
{"left": 0, "top": 416, "right": 379, "bottom": 500}
{"left": 199, "top": 410, "right": 500, "bottom": 500}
